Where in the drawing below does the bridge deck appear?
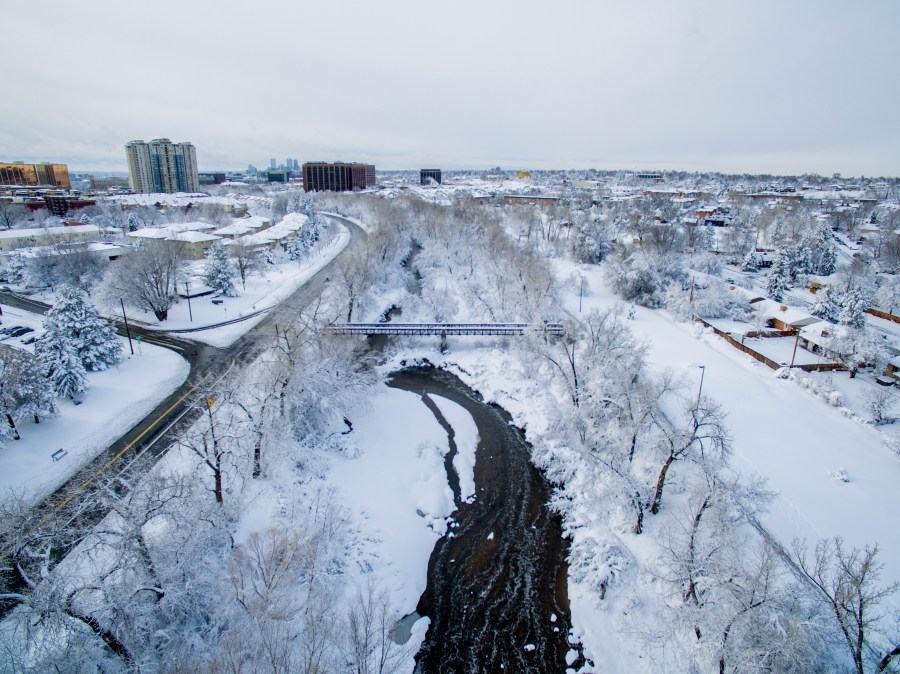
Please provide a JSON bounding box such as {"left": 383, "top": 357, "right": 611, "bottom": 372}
{"left": 328, "top": 322, "right": 564, "bottom": 336}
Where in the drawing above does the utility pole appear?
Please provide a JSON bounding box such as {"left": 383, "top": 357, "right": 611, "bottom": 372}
{"left": 185, "top": 280, "right": 193, "bottom": 322}
{"left": 121, "top": 299, "right": 134, "bottom": 355}
{"left": 789, "top": 328, "right": 801, "bottom": 368}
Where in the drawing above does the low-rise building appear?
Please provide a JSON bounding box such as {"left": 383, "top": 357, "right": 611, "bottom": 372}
{"left": 302, "top": 162, "right": 375, "bottom": 192}
{"left": 0, "top": 224, "right": 101, "bottom": 252}
{"left": 420, "top": 169, "right": 442, "bottom": 185}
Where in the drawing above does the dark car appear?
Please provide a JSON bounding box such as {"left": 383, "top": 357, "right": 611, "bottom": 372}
{"left": 9, "top": 326, "right": 34, "bottom": 337}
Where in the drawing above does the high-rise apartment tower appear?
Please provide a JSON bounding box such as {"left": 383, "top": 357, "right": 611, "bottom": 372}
{"left": 125, "top": 139, "right": 200, "bottom": 193}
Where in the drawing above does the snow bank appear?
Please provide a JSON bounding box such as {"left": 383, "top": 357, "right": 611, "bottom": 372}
{"left": 431, "top": 394, "right": 479, "bottom": 503}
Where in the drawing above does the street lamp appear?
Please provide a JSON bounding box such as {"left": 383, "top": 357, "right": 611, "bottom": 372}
{"left": 696, "top": 365, "right": 706, "bottom": 407}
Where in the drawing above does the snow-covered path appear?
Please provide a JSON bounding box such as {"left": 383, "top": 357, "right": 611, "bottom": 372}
{"left": 559, "top": 261, "right": 900, "bottom": 586}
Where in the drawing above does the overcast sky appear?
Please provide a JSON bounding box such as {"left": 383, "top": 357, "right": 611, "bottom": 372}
{"left": 2, "top": 1, "right": 898, "bottom": 176}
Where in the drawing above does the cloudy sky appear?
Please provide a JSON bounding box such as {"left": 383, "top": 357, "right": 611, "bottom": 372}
{"left": 2, "top": 1, "right": 897, "bottom": 176}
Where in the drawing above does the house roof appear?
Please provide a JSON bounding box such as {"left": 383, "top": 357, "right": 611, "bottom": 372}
{"left": 172, "top": 231, "right": 222, "bottom": 244}
{"left": 754, "top": 299, "right": 820, "bottom": 327}
{"left": 0, "top": 224, "right": 100, "bottom": 240}
{"left": 799, "top": 320, "right": 840, "bottom": 347}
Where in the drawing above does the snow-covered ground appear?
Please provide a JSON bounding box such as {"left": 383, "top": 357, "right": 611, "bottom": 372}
{"left": 19, "top": 222, "right": 351, "bottom": 349}
{"left": 137, "top": 224, "right": 349, "bottom": 348}
{"left": 554, "top": 260, "right": 899, "bottom": 576}
{"left": 0, "top": 302, "right": 189, "bottom": 503}
{"left": 314, "top": 255, "right": 899, "bottom": 671}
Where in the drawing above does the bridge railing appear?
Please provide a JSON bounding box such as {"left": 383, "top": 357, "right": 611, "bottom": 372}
{"left": 327, "top": 322, "right": 565, "bottom": 336}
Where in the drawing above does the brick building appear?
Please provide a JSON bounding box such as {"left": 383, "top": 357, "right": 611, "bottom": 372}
{"left": 302, "top": 162, "right": 376, "bottom": 192}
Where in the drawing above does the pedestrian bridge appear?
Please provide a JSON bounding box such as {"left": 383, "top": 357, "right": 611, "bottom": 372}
{"left": 327, "top": 322, "right": 565, "bottom": 337}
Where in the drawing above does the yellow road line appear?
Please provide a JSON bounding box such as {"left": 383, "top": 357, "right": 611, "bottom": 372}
{"left": 53, "top": 372, "right": 211, "bottom": 512}
{"left": 139, "top": 336, "right": 184, "bottom": 350}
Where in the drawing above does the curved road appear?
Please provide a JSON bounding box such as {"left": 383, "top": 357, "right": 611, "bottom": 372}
{"left": 0, "top": 215, "right": 365, "bottom": 579}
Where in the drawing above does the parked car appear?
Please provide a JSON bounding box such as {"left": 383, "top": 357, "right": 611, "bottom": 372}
{"left": 9, "top": 326, "right": 34, "bottom": 337}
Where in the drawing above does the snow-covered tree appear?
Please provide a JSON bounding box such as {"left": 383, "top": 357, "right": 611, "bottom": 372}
{"left": 839, "top": 286, "right": 868, "bottom": 329}
{"left": 36, "top": 334, "right": 87, "bottom": 399}
{"left": 875, "top": 280, "right": 900, "bottom": 316}
{"left": 783, "top": 244, "right": 811, "bottom": 283}
{"left": 103, "top": 239, "right": 184, "bottom": 321}
{"left": 740, "top": 250, "right": 762, "bottom": 272}
{"left": 666, "top": 279, "right": 751, "bottom": 322}
{"left": 0, "top": 201, "right": 27, "bottom": 230}
{"left": 810, "top": 285, "right": 842, "bottom": 323}
{"left": 204, "top": 241, "right": 238, "bottom": 297}
{"left": 809, "top": 220, "right": 837, "bottom": 275}
{"left": 766, "top": 250, "right": 791, "bottom": 301}
{"left": 230, "top": 237, "right": 261, "bottom": 290}
{"left": 286, "top": 235, "right": 309, "bottom": 261}
{"left": 792, "top": 538, "right": 900, "bottom": 674}
{"left": 569, "top": 215, "right": 613, "bottom": 263}
{"left": 605, "top": 247, "right": 665, "bottom": 308}
{"left": 5, "top": 252, "right": 27, "bottom": 285}
{"left": 0, "top": 346, "right": 57, "bottom": 441}
{"left": 41, "top": 284, "right": 122, "bottom": 372}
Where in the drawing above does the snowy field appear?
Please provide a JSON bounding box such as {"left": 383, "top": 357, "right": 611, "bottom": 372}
{"left": 319, "top": 256, "right": 900, "bottom": 671}
{"left": 0, "top": 301, "right": 189, "bottom": 503}
{"left": 553, "top": 260, "right": 899, "bottom": 570}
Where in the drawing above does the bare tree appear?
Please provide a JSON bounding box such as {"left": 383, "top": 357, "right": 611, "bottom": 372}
{"left": 343, "top": 579, "right": 415, "bottom": 674}
{"left": 649, "top": 395, "right": 731, "bottom": 516}
{"left": 0, "top": 201, "right": 27, "bottom": 230}
{"left": 102, "top": 239, "right": 185, "bottom": 320}
{"left": 792, "top": 537, "right": 900, "bottom": 674}
{"left": 231, "top": 237, "right": 262, "bottom": 290}
{"left": 332, "top": 246, "right": 372, "bottom": 322}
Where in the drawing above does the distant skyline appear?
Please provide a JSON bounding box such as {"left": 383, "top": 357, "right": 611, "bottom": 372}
{"left": 2, "top": 1, "right": 898, "bottom": 177}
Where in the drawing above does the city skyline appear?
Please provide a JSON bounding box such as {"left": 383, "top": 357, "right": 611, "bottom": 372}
{"left": 2, "top": 1, "right": 898, "bottom": 177}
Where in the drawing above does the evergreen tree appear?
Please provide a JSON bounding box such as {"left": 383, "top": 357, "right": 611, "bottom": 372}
{"left": 809, "top": 220, "right": 837, "bottom": 275}
{"left": 740, "top": 250, "right": 760, "bottom": 272}
{"left": 41, "top": 284, "right": 123, "bottom": 372}
{"left": 204, "top": 242, "right": 238, "bottom": 296}
{"left": 6, "top": 252, "right": 27, "bottom": 285}
{"left": 263, "top": 248, "right": 276, "bottom": 265}
{"left": 36, "top": 335, "right": 87, "bottom": 399}
{"left": 838, "top": 286, "right": 868, "bottom": 329}
{"left": 810, "top": 285, "right": 841, "bottom": 323}
{"left": 0, "top": 347, "right": 56, "bottom": 440}
{"left": 783, "top": 244, "right": 810, "bottom": 283}
{"left": 286, "top": 235, "right": 307, "bottom": 261}
{"left": 765, "top": 251, "right": 791, "bottom": 301}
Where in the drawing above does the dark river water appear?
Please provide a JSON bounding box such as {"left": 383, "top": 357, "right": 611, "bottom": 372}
{"left": 388, "top": 365, "right": 578, "bottom": 674}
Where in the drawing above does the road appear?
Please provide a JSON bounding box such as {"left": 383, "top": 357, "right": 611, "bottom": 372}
{"left": 0, "top": 215, "right": 365, "bottom": 598}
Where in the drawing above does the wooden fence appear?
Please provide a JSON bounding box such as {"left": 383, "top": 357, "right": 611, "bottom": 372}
{"left": 866, "top": 308, "right": 900, "bottom": 324}
{"left": 695, "top": 318, "right": 846, "bottom": 373}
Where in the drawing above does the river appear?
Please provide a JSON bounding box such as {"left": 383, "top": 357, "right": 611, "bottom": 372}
{"left": 388, "top": 365, "right": 578, "bottom": 673}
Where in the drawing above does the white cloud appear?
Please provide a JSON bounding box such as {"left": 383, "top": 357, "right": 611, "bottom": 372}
{"left": 2, "top": 0, "right": 897, "bottom": 175}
